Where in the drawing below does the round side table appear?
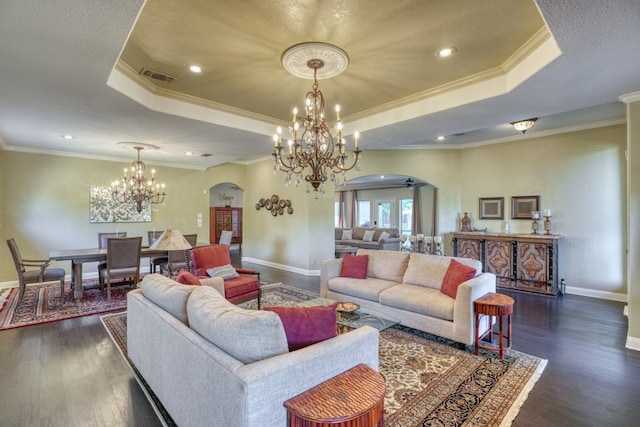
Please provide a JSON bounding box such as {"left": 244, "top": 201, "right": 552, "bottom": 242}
{"left": 284, "top": 364, "right": 385, "bottom": 427}
{"left": 474, "top": 292, "right": 515, "bottom": 359}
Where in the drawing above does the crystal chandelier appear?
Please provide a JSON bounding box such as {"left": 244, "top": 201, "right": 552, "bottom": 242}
{"left": 111, "top": 146, "right": 166, "bottom": 212}
{"left": 272, "top": 57, "right": 361, "bottom": 194}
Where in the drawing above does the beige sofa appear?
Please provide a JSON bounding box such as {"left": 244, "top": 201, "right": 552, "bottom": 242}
{"left": 321, "top": 249, "right": 496, "bottom": 345}
{"left": 128, "top": 274, "right": 379, "bottom": 427}
{"left": 335, "top": 227, "right": 401, "bottom": 251}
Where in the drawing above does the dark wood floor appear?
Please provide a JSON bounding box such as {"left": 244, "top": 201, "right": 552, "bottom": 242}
{"left": 1, "top": 255, "right": 639, "bottom": 426}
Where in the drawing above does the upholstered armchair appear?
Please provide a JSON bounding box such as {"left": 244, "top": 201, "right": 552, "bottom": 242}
{"left": 190, "top": 244, "right": 261, "bottom": 308}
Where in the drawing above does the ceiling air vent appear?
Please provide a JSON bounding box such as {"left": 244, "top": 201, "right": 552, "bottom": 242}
{"left": 200, "top": 153, "right": 213, "bottom": 157}
{"left": 140, "top": 68, "right": 177, "bottom": 83}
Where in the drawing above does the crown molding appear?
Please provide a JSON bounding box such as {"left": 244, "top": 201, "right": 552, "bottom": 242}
{"left": 619, "top": 91, "right": 640, "bottom": 104}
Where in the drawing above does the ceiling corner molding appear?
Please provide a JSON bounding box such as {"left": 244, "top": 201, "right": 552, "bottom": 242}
{"left": 619, "top": 92, "right": 640, "bottom": 104}
{"left": 461, "top": 117, "right": 627, "bottom": 149}
{"left": 109, "top": 60, "right": 277, "bottom": 136}
{"left": 346, "top": 30, "right": 562, "bottom": 135}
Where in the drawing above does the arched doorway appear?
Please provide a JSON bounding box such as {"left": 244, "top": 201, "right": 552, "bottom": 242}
{"left": 335, "top": 174, "right": 438, "bottom": 237}
{"left": 209, "top": 183, "right": 244, "bottom": 250}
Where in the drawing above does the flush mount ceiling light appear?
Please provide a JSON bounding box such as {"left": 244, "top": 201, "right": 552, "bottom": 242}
{"left": 188, "top": 65, "right": 202, "bottom": 73}
{"left": 437, "top": 47, "right": 457, "bottom": 58}
{"left": 511, "top": 118, "right": 538, "bottom": 134}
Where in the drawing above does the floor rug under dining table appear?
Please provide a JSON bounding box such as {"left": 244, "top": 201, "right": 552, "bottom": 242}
{"left": 101, "top": 283, "right": 547, "bottom": 427}
{"left": 0, "top": 280, "right": 129, "bottom": 330}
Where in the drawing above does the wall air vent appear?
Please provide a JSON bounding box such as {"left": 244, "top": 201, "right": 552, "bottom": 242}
{"left": 140, "top": 68, "right": 177, "bottom": 83}
{"left": 200, "top": 153, "right": 213, "bottom": 157}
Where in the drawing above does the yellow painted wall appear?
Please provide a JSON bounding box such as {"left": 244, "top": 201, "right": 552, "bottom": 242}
{"left": 626, "top": 100, "right": 640, "bottom": 341}
{"left": 460, "top": 125, "right": 627, "bottom": 295}
{"left": 0, "top": 124, "right": 629, "bottom": 302}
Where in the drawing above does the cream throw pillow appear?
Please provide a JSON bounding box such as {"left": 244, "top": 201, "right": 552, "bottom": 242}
{"left": 378, "top": 231, "right": 390, "bottom": 241}
{"left": 363, "top": 230, "right": 376, "bottom": 242}
{"left": 341, "top": 229, "right": 353, "bottom": 240}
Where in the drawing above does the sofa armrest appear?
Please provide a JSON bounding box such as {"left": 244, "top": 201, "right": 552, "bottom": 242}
{"left": 379, "top": 237, "right": 401, "bottom": 251}
{"left": 199, "top": 276, "right": 225, "bottom": 295}
{"left": 320, "top": 258, "right": 343, "bottom": 297}
{"left": 453, "top": 272, "right": 497, "bottom": 342}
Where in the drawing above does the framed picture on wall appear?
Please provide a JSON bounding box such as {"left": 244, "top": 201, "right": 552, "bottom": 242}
{"left": 479, "top": 197, "right": 504, "bottom": 219}
{"left": 511, "top": 195, "right": 540, "bottom": 219}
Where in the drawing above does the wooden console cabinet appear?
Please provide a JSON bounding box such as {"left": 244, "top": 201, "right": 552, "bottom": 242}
{"left": 452, "top": 232, "right": 561, "bottom": 296}
{"left": 210, "top": 207, "right": 242, "bottom": 248}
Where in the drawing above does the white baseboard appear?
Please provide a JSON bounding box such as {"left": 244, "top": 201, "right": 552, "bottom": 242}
{"left": 625, "top": 335, "right": 640, "bottom": 351}
{"left": 565, "top": 285, "right": 627, "bottom": 303}
{"left": 241, "top": 257, "right": 320, "bottom": 277}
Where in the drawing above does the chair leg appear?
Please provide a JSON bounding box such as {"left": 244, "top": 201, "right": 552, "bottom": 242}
{"left": 60, "top": 279, "right": 65, "bottom": 302}
{"left": 17, "top": 280, "right": 26, "bottom": 304}
{"left": 107, "top": 278, "right": 111, "bottom": 302}
{"left": 257, "top": 290, "right": 261, "bottom": 310}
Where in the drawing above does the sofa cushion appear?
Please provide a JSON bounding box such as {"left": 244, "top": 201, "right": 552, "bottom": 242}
{"left": 378, "top": 231, "right": 390, "bottom": 241}
{"left": 187, "top": 286, "right": 288, "bottom": 364}
{"left": 327, "top": 276, "right": 397, "bottom": 303}
{"left": 353, "top": 227, "right": 367, "bottom": 240}
{"left": 441, "top": 259, "right": 477, "bottom": 299}
{"left": 357, "top": 249, "right": 410, "bottom": 283}
{"left": 207, "top": 264, "right": 240, "bottom": 280}
{"left": 379, "top": 283, "right": 455, "bottom": 321}
{"left": 341, "top": 229, "right": 353, "bottom": 240}
{"left": 402, "top": 253, "right": 482, "bottom": 290}
{"left": 176, "top": 269, "right": 201, "bottom": 286}
{"left": 263, "top": 305, "right": 337, "bottom": 351}
{"left": 362, "top": 230, "right": 375, "bottom": 242}
{"left": 340, "top": 254, "right": 369, "bottom": 279}
{"left": 140, "top": 273, "right": 197, "bottom": 325}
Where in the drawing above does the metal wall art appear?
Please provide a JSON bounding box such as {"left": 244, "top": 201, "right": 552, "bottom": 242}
{"left": 256, "top": 194, "right": 293, "bottom": 216}
{"left": 89, "top": 186, "right": 151, "bottom": 223}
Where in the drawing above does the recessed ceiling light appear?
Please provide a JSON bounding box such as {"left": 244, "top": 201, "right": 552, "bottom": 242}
{"left": 380, "top": 175, "right": 385, "bottom": 179}
{"left": 437, "top": 47, "right": 457, "bottom": 58}
{"left": 185, "top": 151, "right": 193, "bottom": 156}
{"left": 437, "top": 136, "right": 445, "bottom": 141}
{"left": 188, "top": 65, "right": 202, "bottom": 73}
{"left": 62, "top": 134, "right": 74, "bottom": 139}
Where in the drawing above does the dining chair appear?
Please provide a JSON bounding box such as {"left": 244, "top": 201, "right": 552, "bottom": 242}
{"left": 98, "top": 236, "right": 142, "bottom": 301}
{"left": 7, "top": 238, "right": 66, "bottom": 304}
{"left": 97, "top": 232, "right": 127, "bottom": 286}
{"left": 219, "top": 230, "right": 233, "bottom": 246}
{"left": 159, "top": 234, "right": 198, "bottom": 277}
{"left": 148, "top": 230, "right": 167, "bottom": 273}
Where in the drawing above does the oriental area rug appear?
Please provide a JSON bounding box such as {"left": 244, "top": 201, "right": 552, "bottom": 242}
{"left": 0, "top": 280, "right": 129, "bottom": 330}
{"left": 101, "top": 283, "right": 546, "bottom": 427}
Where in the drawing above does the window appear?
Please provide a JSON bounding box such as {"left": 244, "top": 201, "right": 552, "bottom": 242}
{"left": 357, "top": 200, "right": 371, "bottom": 227}
{"left": 400, "top": 198, "right": 413, "bottom": 236}
{"left": 334, "top": 202, "right": 340, "bottom": 227}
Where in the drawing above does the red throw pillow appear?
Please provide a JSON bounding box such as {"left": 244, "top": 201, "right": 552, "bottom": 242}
{"left": 440, "top": 259, "right": 476, "bottom": 298}
{"left": 264, "top": 305, "right": 337, "bottom": 351}
{"left": 339, "top": 254, "right": 369, "bottom": 279}
{"left": 176, "top": 269, "right": 201, "bottom": 286}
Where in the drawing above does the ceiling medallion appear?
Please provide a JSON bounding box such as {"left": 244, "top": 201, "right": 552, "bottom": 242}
{"left": 282, "top": 42, "right": 350, "bottom": 79}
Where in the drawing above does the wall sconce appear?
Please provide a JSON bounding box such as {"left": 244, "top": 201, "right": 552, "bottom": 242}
{"left": 511, "top": 118, "right": 537, "bottom": 134}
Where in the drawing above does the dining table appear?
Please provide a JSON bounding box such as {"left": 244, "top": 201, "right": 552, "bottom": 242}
{"left": 49, "top": 247, "right": 168, "bottom": 300}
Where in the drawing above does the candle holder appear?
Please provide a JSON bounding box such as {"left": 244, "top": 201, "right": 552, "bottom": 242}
{"left": 531, "top": 211, "right": 540, "bottom": 235}
{"left": 543, "top": 215, "right": 552, "bottom": 235}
